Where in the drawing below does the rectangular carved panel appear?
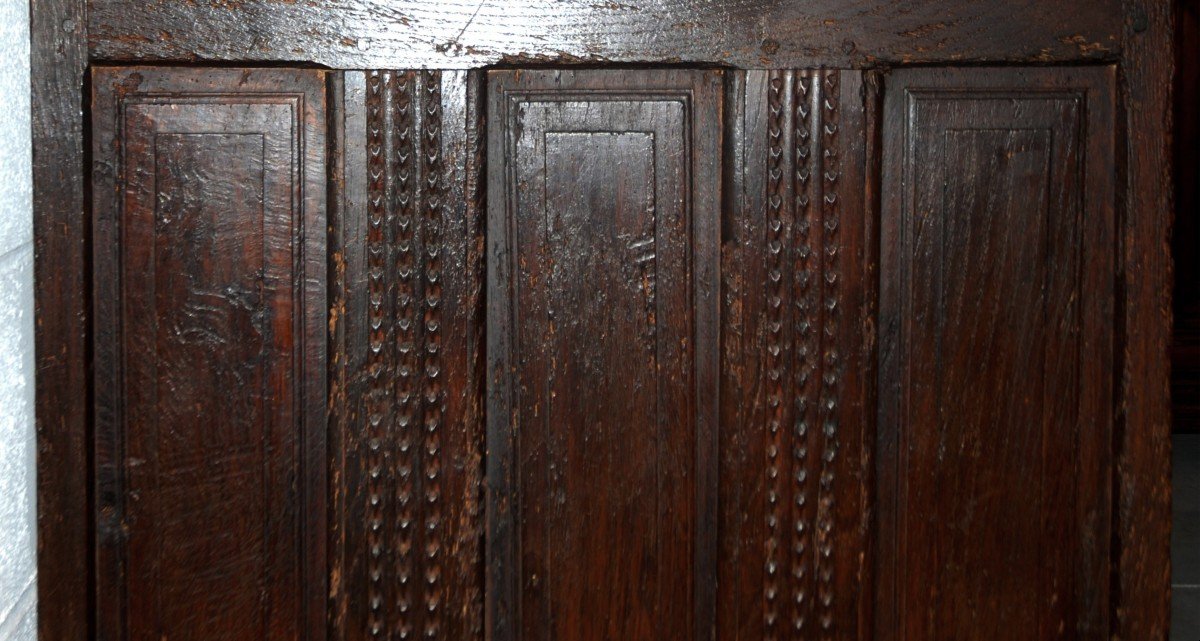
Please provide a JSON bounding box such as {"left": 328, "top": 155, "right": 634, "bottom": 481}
{"left": 486, "top": 69, "right": 722, "bottom": 641}
{"left": 329, "top": 70, "right": 485, "bottom": 641}
{"left": 878, "top": 67, "right": 1116, "bottom": 641}
{"left": 91, "top": 68, "right": 327, "bottom": 641}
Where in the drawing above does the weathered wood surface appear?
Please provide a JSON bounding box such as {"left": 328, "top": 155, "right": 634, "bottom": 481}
{"left": 329, "top": 69, "right": 486, "bottom": 641}
{"left": 31, "top": 1, "right": 1175, "bottom": 639}
{"left": 88, "top": 0, "right": 1122, "bottom": 68}
{"left": 486, "top": 68, "right": 723, "bottom": 641}
{"left": 721, "top": 69, "right": 874, "bottom": 641}
{"left": 1115, "top": 0, "right": 1175, "bottom": 638}
{"left": 90, "top": 67, "right": 328, "bottom": 641}
{"left": 483, "top": 68, "right": 875, "bottom": 641}
{"left": 877, "top": 66, "right": 1116, "bottom": 641}
{"left": 32, "top": 1, "right": 89, "bottom": 640}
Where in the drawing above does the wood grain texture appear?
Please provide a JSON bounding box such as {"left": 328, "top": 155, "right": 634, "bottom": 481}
{"left": 721, "top": 70, "right": 872, "bottom": 641}
{"left": 331, "top": 69, "right": 485, "bottom": 641}
{"left": 31, "top": 1, "right": 89, "bottom": 640}
{"left": 86, "top": 0, "right": 1122, "bottom": 68}
{"left": 1115, "top": 0, "right": 1174, "bottom": 638}
{"left": 486, "top": 69, "right": 722, "bottom": 641}
{"left": 90, "top": 67, "right": 327, "bottom": 641}
{"left": 480, "top": 68, "right": 871, "bottom": 641}
{"left": 31, "top": 4, "right": 1174, "bottom": 641}
{"left": 877, "top": 67, "right": 1116, "bottom": 641}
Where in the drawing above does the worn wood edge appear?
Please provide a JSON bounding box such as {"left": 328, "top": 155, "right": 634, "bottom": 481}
{"left": 462, "top": 68, "right": 488, "bottom": 641}
{"left": 296, "top": 67, "right": 332, "bottom": 641}
{"left": 328, "top": 69, "right": 349, "bottom": 641}
{"left": 84, "top": 0, "right": 1124, "bottom": 69}
{"left": 716, "top": 66, "right": 747, "bottom": 641}
{"left": 1114, "top": 0, "right": 1174, "bottom": 639}
{"left": 861, "top": 68, "right": 884, "bottom": 641}
{"left": 482, "top": 69, "right": 516, "bottom": 641}
{"left": 32, "top": 0, "right": 90, "bottom": 639}
{"left": 332, "top": 69, "right": 371, "bottom": 641}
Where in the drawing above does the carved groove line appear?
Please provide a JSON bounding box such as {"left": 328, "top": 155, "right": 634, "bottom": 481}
{"left": 420, "top": 69, "right": 445, "bottom": 641}
{"left": 358, "top": 68, "right": 454, "bottom": 641}
{"left": 791, "top": 68, "right": 817, "bottom": 635}
{"left": 815, "top": 68, "right": 840, "bottom": 638}
{"left": 763, "top": 69, "right": 789, "bottom": 641}
{"left": 759, "top": 68, "right": 845, "bottom": 637}
{"left": 365, "top": 69, "right": 392, "bottom": 641}
{"left": 392, "top": 70, "right": 417, "bottom": 641}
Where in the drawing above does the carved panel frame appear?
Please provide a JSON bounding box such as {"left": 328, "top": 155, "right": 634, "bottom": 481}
{"left": 31, "top": 1, "right": 1174, "bottom": 640}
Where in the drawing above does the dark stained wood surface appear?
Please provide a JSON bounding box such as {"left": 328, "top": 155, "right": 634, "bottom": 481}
{"left": 90, "top": 67, "right": 327, "bottom": 641}
{"left": 32, "top": 0, "right": 1176, "bottom": 639}
{"left": 878, "top": 67, "right": 1116, "bottom": 641}
{"left": 1115, "top": 0, "right": 1175, "bottom": 638}
{"left": 718, "top": 69, "right": 874, "bottom": 641}
{"left": 486, "top": 69, "right": 722, "bottom": 641}
{"left": 327, "top": 65, "right": 880, "bottom": 641}
{"left": 86, "top": 0, "right": 1123, "bottom": 68}
{"left": 329, "top": 69, "right": 486, "bottom": 641}
{"left": 31, "top": 1, "right": 89, "bottom": 641}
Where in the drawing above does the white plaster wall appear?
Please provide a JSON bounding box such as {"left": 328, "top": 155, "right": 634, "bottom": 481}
{"left": 0, "top": 0, "right": 36, "bottom": 638}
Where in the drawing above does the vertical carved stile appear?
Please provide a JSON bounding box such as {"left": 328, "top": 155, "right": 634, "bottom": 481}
{"left": 392, "top": 70, "right": 418, "bottom": 641}
{"left": 420, "top": 69, "right": 446, "bottom": 641}
{"left": 756, "top": 68, "right": 848, "bottom": 640}
{"left": 791, "top": 68, "right": 818, "bottom": 637}
{"left": 815, "top": 68, "right": 840, "bottom": 639}
{"left": 349, "top": 68, "right": 479, "bottom": 641}
{"left": 365, "top": 69, "right": 392, "bottom": 641}
{"left": 763, "top": 69, "right": 789, "bottom": 641}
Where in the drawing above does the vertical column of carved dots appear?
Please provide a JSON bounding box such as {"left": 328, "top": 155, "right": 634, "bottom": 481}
{"left": 763, "top": 69, "right": 788, "bottom": 641}
{"left": 364, "top": 69, "right": 391, "bottom": 641}
{"left": 791, "top": 68, "right": 818, "bottom": 636}
{"left": 815, "top": 69, "right": 841, "bottom": 639}
{"left": 419, "top": 69, "right": 445, "bottom": 641}
{"left": 392, "top": 70, "right": 417, "bottom": 641}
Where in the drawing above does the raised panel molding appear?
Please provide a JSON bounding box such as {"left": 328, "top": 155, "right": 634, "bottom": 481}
{"left": 88, "top": 64, "right": 1125, "bottom": 641}
{"left": 33, "top": 0, "right": 1173, "bottom": 635}
{"left": 475, "top": 68, "right": 873, "bottom": 641}
{"left": 90, "top": 67, "right": 327, "bottom": 641}
{"left": 878, "top": 67, "right": 1116, "bottom": 641}
{"left": 485, "top": 69, "right": 723, "bottom": 641}
{"left": 333, "top": 67, "right": 875, "bottom": 641}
